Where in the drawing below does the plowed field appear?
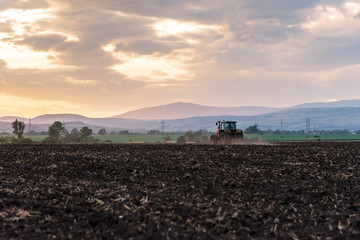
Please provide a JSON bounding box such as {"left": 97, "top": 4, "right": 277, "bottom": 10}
{"left": 1, "top": 143, "right": 360, "bottom": 239}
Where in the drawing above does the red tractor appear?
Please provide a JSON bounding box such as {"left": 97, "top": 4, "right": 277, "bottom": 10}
{"left": 210, "top": 120, "right": 244, "bottom": 144}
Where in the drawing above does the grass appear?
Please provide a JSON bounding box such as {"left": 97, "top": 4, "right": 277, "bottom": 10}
{"left": 15, "top": 133, "right": 360, "bottom": 143}
{"left": 245, "top": 133, "right": 360, "bottom": 142}
{"left": 24, "top": 134, "right": 184, "bottom": 143}
{"left": 94, "top": 134, "right": 184, "bottom": 143}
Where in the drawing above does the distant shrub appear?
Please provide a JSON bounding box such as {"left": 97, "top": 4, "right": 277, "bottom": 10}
{"left": 176, "top": 136, "right": 186, "bottom": 144}
{"left": 41, "top": 137, "right": 58, "bottom": 144}
{"left": 84, "top": 136, "right": 96, "bottom": 143}
{"left": 63, "top": 133, "right": 81, "bottom": 143}
{"left": 20, "top": 138, "right": 33, "bottom": 144}
{"left": 163, "top": 135, "right": 171, "bottom": 142}
{"left": 98, "top": 128, "right": 107, "bottom": 135}
{"left": 0, "top": 136, "right": 15, "bottom": 143}
{"left": 201, "top": 135, "right": 209, "bottom": 144}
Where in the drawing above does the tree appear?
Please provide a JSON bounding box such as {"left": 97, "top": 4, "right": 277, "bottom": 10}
{"left": 61, "top": 128, "right": 69, "bottom": 135}
{"left": 119, "top": 130, "right": 130, "bottom": 135}
{"left": 148, "top": 130, "right": 160, "bottom": 134}
{"left": 48, "top": 121, "right": 64, "bottom": 142}
{"left": 71, "top": 128, "right": 79, "bottom": 134}
{"left": 11, "top": 119, "right": 25, "bottom": 142}
{"left": 63, "top": 133, "right": 81, "bottom": 143}
{"left": 80, "top": 126, "right": 93, "bottom": 142}
{"left": 98, "top": 128, "right": 107, "bottom": 135}
{"left": 163, "top": 135, "right": 171, "bottom": 142}
{"left": 244, "top": 124, "right": 262, "bottom": 134}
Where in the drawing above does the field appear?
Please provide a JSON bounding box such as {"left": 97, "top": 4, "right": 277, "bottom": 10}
{"left": 246, "top": 134, "right": 360, "bottom": 142}
{"left": 23, "top": 134, "right": 184, "bottom": 143}
{"left": 1, "top": 143, "right": 360, "bottom": 239}
{"left": 21, "top": 133, "right": 360, "bottom": 143}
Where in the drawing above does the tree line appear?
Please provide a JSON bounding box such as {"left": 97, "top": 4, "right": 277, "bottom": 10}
{"left": 2, "top": 120, "right": 360, "bottom": 144}
{"left": 4, "top": 119, "right": 94, "bottom": 144}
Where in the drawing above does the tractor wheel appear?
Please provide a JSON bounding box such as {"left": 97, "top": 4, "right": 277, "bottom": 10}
{"left": 210, "top": 135, "right": 218, "bottom": 144}
{"left": 233, "top": 131, "right": 244, "bottom": 143}
{"left": 220, "top": 132, "right": 230, "bottom": 144}
{"left": 235, "top": 133, "right": 244, "bottom": 141}
{"left": 219, "top": 132, "right": 226, "bottom": 144}
{"left": 225, "top": 134, "right": 231, "bottom": 144}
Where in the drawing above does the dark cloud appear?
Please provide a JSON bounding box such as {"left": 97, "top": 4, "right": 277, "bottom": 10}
{"left": 52, "top": 0, "right": 224, "bottom": 24}
{"left": 45, "top": 7, "right": 160, "bottom": 67}
{"left": 0, "top": 0, "right": 14, "bottom": 10}
{"left": 54, "top": 42, "right": 118, "bottom": 67}
{"left": 242, "top": 0, "right": 317, "bottom": 19}
{"left": 16, "top": 34, "right": 67, "bottom": 51}
{"left": 0, "top": 0, "right": 49, "bottom": 10}
{"left": 292, "top": 38, "right": 360, "bottom": 71}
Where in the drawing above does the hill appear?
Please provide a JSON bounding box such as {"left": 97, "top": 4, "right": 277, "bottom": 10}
{"left": 2, "top": 100, "right": 360, "bottom": 133}
{"left": 292, "top": 99, "right": 360, "bottom": 109}
{"left": 162, "top": 107, "right": 360, "bottom": 132}
{"left": 112, "top": 102, "right": 280, "bottom": 120}
{"left": 0, "top": 116, "right": 28, "bottom": 123}
{"left": 31, "top": 114, "right": 90, "bottom": 124}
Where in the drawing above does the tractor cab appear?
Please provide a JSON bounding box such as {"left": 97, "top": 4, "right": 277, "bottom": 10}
{"left": 217, "top": 121, "right": 237, "bottom": 131}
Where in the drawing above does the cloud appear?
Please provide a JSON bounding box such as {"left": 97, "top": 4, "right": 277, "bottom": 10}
{"left": 16, "top": 34, "right": 67, "bottom": 51}
{"left": 0, "top": 0, "right": 49, "bottom": 10}
{"left": 0, "top": 59, "right": 7, "bottom": 69}
{"left": 1, "top": 0, "right": 360, "bottom": 116}
{"left": 114, "top": 40, "right": 185, "bottom": 55}
{"left": 0, "top": 22, "right": 12, "bottom": 33}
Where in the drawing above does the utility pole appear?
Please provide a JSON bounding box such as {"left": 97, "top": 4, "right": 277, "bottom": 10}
{"left": 280, "top": 118, "right": 283, "bottom": 133}
{"left": 161, "top": 121, "right": 165, "bottom": 134}
{"left": 29, "top": 118, "right": 32, "bottom": 140}
{"left": 306, "top": 118, "right": 310, "bottom": 133}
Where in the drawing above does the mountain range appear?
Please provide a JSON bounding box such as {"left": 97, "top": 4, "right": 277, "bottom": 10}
{"left": 112, "top": 102, "right": 280, "bottom": 119}
{"left": 1, "top": 100, "right": 360, "bottom": 132}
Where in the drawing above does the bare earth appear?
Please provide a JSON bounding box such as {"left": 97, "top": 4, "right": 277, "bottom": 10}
{"left": 0, "top": 143, "right": 360, "bottom": 239}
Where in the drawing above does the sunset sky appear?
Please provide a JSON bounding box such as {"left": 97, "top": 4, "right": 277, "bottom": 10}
{"left": 1, "top": 0, "right": 360, "bottom": 117}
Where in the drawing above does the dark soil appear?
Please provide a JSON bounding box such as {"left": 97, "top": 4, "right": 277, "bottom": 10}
{"left": 1, "top": 143, "right": 360, "bottom": 239}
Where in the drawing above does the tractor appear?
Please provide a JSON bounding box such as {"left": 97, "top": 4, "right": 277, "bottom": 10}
{"left": 210, "top": 120, "right": 244, "bottom": 144}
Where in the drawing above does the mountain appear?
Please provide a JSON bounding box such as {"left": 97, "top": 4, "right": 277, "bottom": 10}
{"left": 0, "top": 116, "right": 28, "bottom": 123}
{"left": 292, "top": 99, "right": 360, "bottom": 109}
{"left": 112, "top": 102, "right": 280, "bottom": 120}
{"left": 2, "top": 99, "right": 360, "bottom": 133}
{"left": 2, "top": 107, "right": 360, "bottom": 133}
{"left": 153, "top": 107, "right": 360, "bottom": 132}
{"left": 32, "top": 114, "right": 90, "bottom": 124}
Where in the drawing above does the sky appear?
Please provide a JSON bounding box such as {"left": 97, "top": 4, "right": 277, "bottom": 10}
{"left": 1, "top": 0, "right": 360, "bottom": 118}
